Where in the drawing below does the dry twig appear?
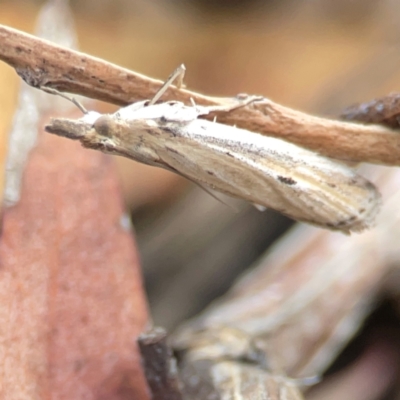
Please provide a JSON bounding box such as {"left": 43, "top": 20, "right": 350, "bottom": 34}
{"left": 1, "top": 24, "right": 400, "bottom": 166}
{"left": 138, "top": 328, "right": 183, "bottom": 400}
{"left": 342, "top": 93, "right": 400, "bottom": 129}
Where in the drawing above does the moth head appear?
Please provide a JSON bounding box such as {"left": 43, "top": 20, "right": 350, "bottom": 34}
{"left": 45, "top": 113, "right": 119, "bottom": 152}
{"left": 78, "top": 114, "right": 120, "bottom": 152}
{"left": 93, "top": 115, "right": 118, "bottom": 139}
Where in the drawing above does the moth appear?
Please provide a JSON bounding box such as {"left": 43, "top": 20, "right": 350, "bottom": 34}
{"left": 44, "top": 65, "right": 381, "bottom": 233}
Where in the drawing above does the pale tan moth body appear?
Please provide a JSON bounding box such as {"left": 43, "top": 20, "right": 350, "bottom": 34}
{"left": 44, "top": 67, "right": 381, "bottom": 233}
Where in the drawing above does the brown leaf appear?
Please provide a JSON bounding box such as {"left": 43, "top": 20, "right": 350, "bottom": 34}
{"left": 0, "top": 106, "right": 151, "bottom": 399}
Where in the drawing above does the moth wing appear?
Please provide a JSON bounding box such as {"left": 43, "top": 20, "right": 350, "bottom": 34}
{"left": 153, "top": 128, "right": 380, "bottom": 232}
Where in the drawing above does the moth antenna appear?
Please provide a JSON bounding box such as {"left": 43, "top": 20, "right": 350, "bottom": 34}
{"left": 213, "top": 116, "right": 217, "bottom": 123}
{"left": 40, "top": 86, "right": 88, "bottom": 114}
{"left": 190, "top": 97, "right": 197, "bottom": 107}
{"left": 148, "top": 64, "right": 186, "bottom": 106}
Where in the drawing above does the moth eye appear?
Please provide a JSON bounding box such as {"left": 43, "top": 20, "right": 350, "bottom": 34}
{"left": 93, "top": 115, "right": 115, "bottom": 138}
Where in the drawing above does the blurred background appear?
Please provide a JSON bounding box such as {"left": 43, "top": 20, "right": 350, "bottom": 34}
{"left": 2, "top": 0, "right": 400, "bottom": 398}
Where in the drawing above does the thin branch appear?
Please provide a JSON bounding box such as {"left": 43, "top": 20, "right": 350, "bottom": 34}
{"left": 1, "top": 24, "right": 400, "bottom": 166}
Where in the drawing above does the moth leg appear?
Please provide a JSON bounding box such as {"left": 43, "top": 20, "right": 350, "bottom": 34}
{"left": 204, "top": 95, "right": 264, "bottom": 114}
{"left": 40, "top": 86, "right": 88, "bottom": 114}
{"left": 148, "top": 64, "right": 186, "bottom": 106}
